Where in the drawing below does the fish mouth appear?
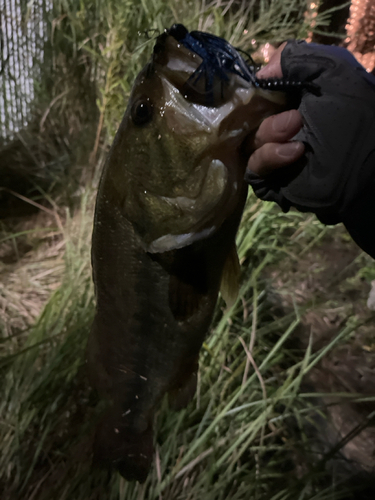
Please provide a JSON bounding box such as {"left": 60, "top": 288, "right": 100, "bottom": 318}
{"left": 152, "top": 24, "right": 255, "bottom": 106}
{"left": 153, "top": 24, "right": 188, "bottom": 55}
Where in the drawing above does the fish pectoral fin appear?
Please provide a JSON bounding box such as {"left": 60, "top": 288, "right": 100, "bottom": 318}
{"left": 220, "top": 243, "right": 241, "bottom": 308}
{"left": 169, "top": 275, "right": 205, "bottom": 321}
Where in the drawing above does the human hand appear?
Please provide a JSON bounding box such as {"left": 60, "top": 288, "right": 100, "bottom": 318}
{"left": 245, "top": 40, "right": 375, "bottom": 258}
{"left": 246, "top": 40, "right": 375, "bottom": 221}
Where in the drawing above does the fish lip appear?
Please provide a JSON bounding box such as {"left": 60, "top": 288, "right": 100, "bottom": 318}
{"left": 154, "top": 24, "right": 188, "bottom": 48}
{"left": 153, "top": 31, "right": 168, "bottom": 57}
{"left": 152, "top": 29, "right": 173, "bottom": 69}
{"left": 168, "top": 23, "right": 189, "bottom": 41}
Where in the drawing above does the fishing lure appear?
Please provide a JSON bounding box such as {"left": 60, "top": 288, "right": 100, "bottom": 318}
{"left": 167, "top": 24, "right": 320, "bottom": 104}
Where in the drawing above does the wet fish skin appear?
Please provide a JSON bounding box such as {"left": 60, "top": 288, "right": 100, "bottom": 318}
{"left": 88, "top": 26, "right": 286, "bottom": 482}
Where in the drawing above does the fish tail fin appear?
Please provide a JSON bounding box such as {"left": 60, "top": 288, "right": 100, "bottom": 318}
{"left": 93, "top": 412, "right": 153, "bottom": 483}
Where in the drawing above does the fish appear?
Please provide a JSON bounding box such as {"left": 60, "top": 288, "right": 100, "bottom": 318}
{"left": 87, "top": 24, "right": 288, "bottom": 483}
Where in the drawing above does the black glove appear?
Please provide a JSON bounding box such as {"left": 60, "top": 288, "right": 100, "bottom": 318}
{"left": 246, "top": 40, "right": 375, "bottom": 258}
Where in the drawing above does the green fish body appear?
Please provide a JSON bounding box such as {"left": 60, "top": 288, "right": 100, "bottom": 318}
{"left": 88, "top": 25, "right": 285, "bottom": 482}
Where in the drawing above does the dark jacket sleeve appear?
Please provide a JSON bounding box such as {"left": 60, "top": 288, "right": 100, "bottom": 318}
{"left": 246, "top": 40, "right": 375, "bottom": 258}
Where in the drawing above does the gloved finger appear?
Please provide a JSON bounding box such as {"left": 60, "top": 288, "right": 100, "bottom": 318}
{"left": 248, "top": 109, "right": 303, "bottom": 151}
{"left": 247, "top": 141, "right": 305, "bottom": 177}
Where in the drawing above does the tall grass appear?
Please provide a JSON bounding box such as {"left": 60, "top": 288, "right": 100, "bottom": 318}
{"left": 2, "top": 1, "right": 373, "bottom": 499}
{"left": 1, "top": 192, "right": 373, "bottom": 499}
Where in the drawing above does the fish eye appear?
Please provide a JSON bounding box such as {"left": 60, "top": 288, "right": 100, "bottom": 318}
{"left": 131, "top": 98, "right": 153, "bottom": 126}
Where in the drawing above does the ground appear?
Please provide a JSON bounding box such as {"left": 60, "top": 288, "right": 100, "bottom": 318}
{"left": 267, "top": 224, "right": 375, "bottom": 477}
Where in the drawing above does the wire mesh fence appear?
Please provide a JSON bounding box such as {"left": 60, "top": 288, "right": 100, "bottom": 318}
{"left": 0, "top": 0, "right": 102, "bottom": 218}
{"left": 0, "top": 0, "right": 52, "bottom": 142}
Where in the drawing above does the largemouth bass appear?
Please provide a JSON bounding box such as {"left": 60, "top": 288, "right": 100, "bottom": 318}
{"left": 88, "top": 24, "right": 288, "bottom": 482}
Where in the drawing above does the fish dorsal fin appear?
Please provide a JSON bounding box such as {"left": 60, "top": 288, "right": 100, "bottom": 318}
{"left": 220, "top": 243, "right": 241, "bottom": 308}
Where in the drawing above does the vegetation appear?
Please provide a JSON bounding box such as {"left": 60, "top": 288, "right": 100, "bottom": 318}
{"left": 1, "top": 1, "right": 374, "bottom": 499}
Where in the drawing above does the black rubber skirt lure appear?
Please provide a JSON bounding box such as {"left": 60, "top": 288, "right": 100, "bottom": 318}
{"left": 165, "top": 24, "right": 320, "bottom": 105}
